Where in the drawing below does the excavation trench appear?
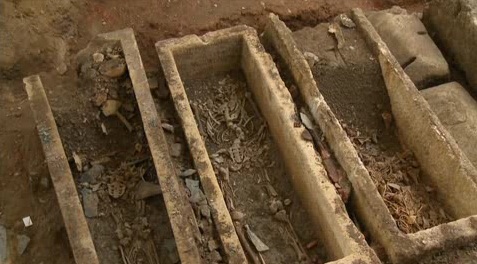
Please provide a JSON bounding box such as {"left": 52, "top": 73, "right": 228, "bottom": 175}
{"left": 290, "top": 20, "right": 453, "bottom": 235}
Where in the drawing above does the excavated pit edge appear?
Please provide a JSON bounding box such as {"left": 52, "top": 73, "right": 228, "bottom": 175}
{"left": 23, "top": 75, "right": 100, "bottom": 264}
{"left": 99, "top": 28, "right": 203, "bottom": 264}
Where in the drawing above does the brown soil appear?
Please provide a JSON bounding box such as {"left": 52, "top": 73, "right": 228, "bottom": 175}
{"left": 1, "top": 0, "right": 442, "bottom": 263}
{"left": 292, "top": 21, "right": 452, "bottom": 235}
{"left": 184, "top": 71, "right": 325, "bottom": 264}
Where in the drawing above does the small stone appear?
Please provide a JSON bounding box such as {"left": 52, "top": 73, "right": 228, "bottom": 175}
{"left": 303, "top": 51, "right": 319, "bottom": 68}
{"left": 99, "top": 58, "right": 127, "bottom": 78}
{"left": 301, "top": 130, "right": 313, "bottom": 141}
{"left": 283, "top": 198, "right": 292, "bottom": 206}
{"left": 180, "top": 169, "right": 196, "bottom": 178}
{"left": 92, "top": 52, "right": 105, "bottom": 63}
{"left": 79, "top": 164, "right": 104, "bottom": 184}
{"left": 381, "top": 112, "right": 393, "bottom": 130}
{"left": 16, "top": 234, "right": 30, "bottom": 255}
{"left": 339, "top": 14, "right": 356, "bottom": 28}
{"left": 148, "top": 76, "right": 158, "bottom": 90}
{"left": 170, "top": 143, "right": 182, "bottom": 157}
{"left": 56, "top": 62, "right": 67, "bottom": 75}
{"left": 199, "top": 204, "right": 211, "bottom": 219}
{"left": 265, "top": 184, "right": 278, "bottom": 197}
{"left": 22, "top": 217, "right": 33, "bottom": 227}
{"left": 269, "top": 200, "right": 283, "bottom": 214}
{"left": 101, "top": 123, "right": 108, "bottom": 135}
{"left": 210, "top": 250, "right": 222, "bottom": 262}
{"left": 161, "top": 123, "right": 174, "bottom": 133}
{"left": 72, "top": 152, "right": 83, "bottom": 172}
{"left": 208, "top": 239, "right": 220, "bottom": 252}
{"left": 155, "top": 80, "right": 170, "bottom": 99}
{"left": 185, "top": 179, "right": 206, "bottom": 204}
{"left": 274, "top": 210, "right": 288, "bottom": 223}
{"left": 82, "top": 189, "right": 99, "bottom": 218}
{"left": 231, "top": 210, "right": 245, "bottom": 221}
{"left": 39, "top": 176, "right": 50, "bottom": 189}
{"left": 134, "top": 181, "right": 162, "bottom": 200}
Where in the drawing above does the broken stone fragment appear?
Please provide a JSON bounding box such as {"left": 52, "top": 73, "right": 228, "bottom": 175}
{"left": 82, "top": 188, "right": 99, "bottom": 218}
{"left": 199, "top": 204, "right": 211, "bottom": 219}
{"left": 208, "top": 239, "right": 220, "bottom": 252}
{"left": 245, "top": 224, "right": 269, "bottom": 252}
{"left": 269, "top": 199, "right": 284, "bottom": 214}
{"left": 56, "top": 62, "right": 67, "bottom": 75}
{"left": 16, "top": 234, "right": 30, "bottom": 255}
{"left": 210, "top": 250, "right": 222, "bottom": 262}
{"left": 161, "top": 123, "right": 174, "bottom": 133}
{"left": 185, "top": 178, "right": 206, "bottom": 204}
{"left": 72, "top": 152, "right": 83, "bottom": 172}
{"left": 134, "top": 181, "right": 162, "bottom": 200}
{"left": 230, "top": 210, "right": 245, "bottom": 221}
{"left": 99, "top": 58, "right": 127, "bottom": 78}
{"left": 79, "top": 164, "right": 104, "bottom": 184}
{"left": 0, "top": 227, "right": 30, "bottom": 261}
{"left": 179, "top": 168, "right": 196, "bottom": 178}
{"left": 170, "top": 143, "right": 182, "bottom": 157}
{"left": 39, "top": 176, "right": 50, "bottom": 189}
{"left": 274, "top": 210, "right": 288, "bottom": 223}
{"left": 303, "top": 51, "right": 319, "bottom": 68}
{"left": 283, "top": 198, "right": 292, "bottom": 206}
{"left": 301, "top": 130, "right": 313, "bottom": 141}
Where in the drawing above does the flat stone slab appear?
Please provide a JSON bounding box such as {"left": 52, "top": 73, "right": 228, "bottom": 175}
{"left": 421, "top": 82, "right": 477, "bottom": 168}
{"left": 368, "top": 6, "right": 450, "bottom": 89}
{"left": 424, "top": 0, "right": 477, "bottom": 92}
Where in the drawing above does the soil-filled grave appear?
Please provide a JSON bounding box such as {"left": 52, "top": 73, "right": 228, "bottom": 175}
{"left": 292, "top": 19, "right": 453, "bottom": 234}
